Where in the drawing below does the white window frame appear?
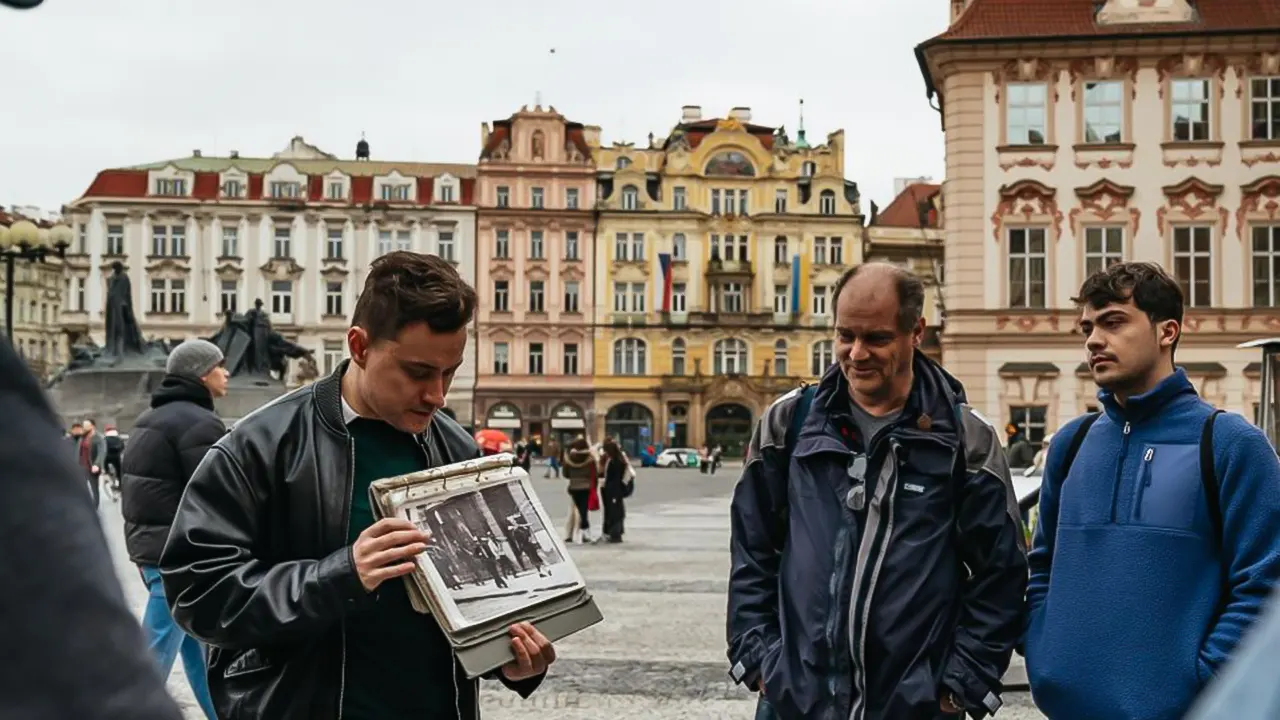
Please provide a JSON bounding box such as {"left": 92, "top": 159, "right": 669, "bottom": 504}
{"left": 565, "top": 231, "right": 579, "bottom": 259}
{"left": 1251, "top": 77, "right": 1280, "bottom": 141}
{"left": 494, "top": 229, "right": 510, "bottom": 258}
{"left": 528, "top": 343, "right": 544, "bottom": 375}
{"left": 774, "top": 285, "right": 789, "bottom": 314}
{"left": 493, "top": 342, "right": 510, "bottom": 374}
{"left": 671, "top": 283, "right": 687, "bottom": 313}
{"left": 811, "top": 340, "right": 834, "bottom": 376}
{"left": 1084, "top": 226, "right": 1124, "bottom": 277}
{"left": 493, "top": 280, "right": 510, "bottom": 312}
{"left": 437, "top": 230, "right": 454, "bottom": 262}
{"left": 1007, "top": 226, "right": 1048, "bottom": 309}
{"left": 325, "top": 281, "right": 344, "bottom": 316}
{"left": 714, "top": 339, "right": 748, "bottom": 375}
{"left": 270, "top": 280, "right": 293, "bottom": 316}
{"left": 1006, "top": 82, "right": 1048, "bottom": 145}
{"left": 613, "top": 338, "right": 646, "bottom": 375}
{"left": 563, "top": 281, "right": 580, "bottom": 313}
{"left": 529, "top": 280, "right": 545, "bottom": 313}
{"left": 1171, "top": 78, "right": 1211, "bottom": 142}
{"left": 621, "top": 186, "right": 639, "bottom": 210}
{"left": 274, "top": 226, "right": 292, "bottom": 258}
{"left": 819, "top": 190, "right": 836, "bottom": 215}
{"left": 1083, "top": 80, "right": 1124, "bottom": 144}
{"left": 1173, "top": 225, "right": 1213, "bottom": 308}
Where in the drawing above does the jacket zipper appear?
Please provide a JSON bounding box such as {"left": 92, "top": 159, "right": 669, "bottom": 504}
{"left": 1109, "top": 422, "right": 1132, "bottom": 523}
{"left": 337, "top": 435, "right": 355, "bottom": 720}
{"left": 848, "top": 442, "right": 901, "bottom": 720}
{"left": 1134, "top": 448, "right": 1154, "bottom": 520}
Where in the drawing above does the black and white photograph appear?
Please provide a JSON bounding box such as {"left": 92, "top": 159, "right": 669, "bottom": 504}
{"left": 403, "top": 478, "right": 584, "bottom": 631}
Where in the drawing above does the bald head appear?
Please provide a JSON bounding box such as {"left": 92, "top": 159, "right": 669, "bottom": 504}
{"left": 833, "top": 262, "right": 926, "bottom": 333}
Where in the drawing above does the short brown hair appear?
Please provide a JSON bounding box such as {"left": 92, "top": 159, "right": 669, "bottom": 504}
{"left": 351, "top": 251, "right": 478, "bottom": 341}
{"left": 832, "top": 262, "right": 926, "bottom": 333}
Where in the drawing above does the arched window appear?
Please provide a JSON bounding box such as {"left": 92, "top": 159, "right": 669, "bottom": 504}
{"left": 613, "top": 337, "right": 646, "bottom": 375}
{"left": 811, "top": 339, "right": 835, "bottom": 376}
{"left": 621, "top": 185, "right": 639, "bottom": 210}
{"left": 773, "top": 339, "right": 788, "bottom": 376}
{"left": 714, "top": 338, "right": 748, "bottom": 375}
{"left": 672, "top": 338, "right": 687, "bottom": 376}
{"left": 616, "top": 156, "right": 632, "bottom": 170}
{"left": 819, "top": 189, "right": 837, "bottom": 215}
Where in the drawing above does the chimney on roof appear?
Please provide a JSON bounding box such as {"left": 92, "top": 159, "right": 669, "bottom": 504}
{"left": 192, "top": 149, "right": 202, "bottom": 157}
{"left": 730, "top": 107, "right": 752, "bottom": 123}
{"left": 681, "top": 105, "right": 702, "bottom": 122}
{"left": 230, "top": 150, "right": 240, "bottom": 159}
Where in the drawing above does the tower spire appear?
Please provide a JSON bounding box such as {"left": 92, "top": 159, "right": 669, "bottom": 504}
{"left": 795, "top": 98, "right": 810, "bottom": 149}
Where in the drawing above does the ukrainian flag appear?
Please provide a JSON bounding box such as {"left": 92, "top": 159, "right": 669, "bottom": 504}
{"left": 793, "top": 247, "right": 811, "bottom": 316}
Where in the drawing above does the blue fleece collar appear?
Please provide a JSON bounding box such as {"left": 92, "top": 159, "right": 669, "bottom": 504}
{"left": 1098, "top": 367, "right": 1199, "bottom": 425}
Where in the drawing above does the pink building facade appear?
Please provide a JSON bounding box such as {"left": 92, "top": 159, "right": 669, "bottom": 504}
{"left": 474, "top": 106, "right": 600, "bottom": 446}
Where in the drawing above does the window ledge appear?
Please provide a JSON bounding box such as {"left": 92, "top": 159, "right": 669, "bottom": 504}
{"left": 1240, "top": 139, "right": 1280, "bottom": 166}
{"left": 1160, "top": 141, "right": 1224, "bottom": 169}
{"left": 997, "top": 144, "right": 1058, "bottom": 171}
{"left": 1072, "top": 142, "right": 1136, "bottom": 170}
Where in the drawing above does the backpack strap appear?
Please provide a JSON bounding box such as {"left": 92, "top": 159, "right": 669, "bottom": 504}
{"left": 1200, "top": 410, "right": 1225, "bottom": 550}
{"left": 1024, "top": 412, "right": 1099, "bottom": 510}
{"left": 771, "top": 385, "right": 816, "bottom": 548}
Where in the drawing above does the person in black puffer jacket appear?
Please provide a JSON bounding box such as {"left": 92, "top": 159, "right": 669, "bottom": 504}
{"left": 120, "top": 338, "right": 228, "bottom": 720}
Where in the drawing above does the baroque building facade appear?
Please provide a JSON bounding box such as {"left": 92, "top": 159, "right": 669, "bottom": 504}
{"left": 918, "top": 0, "right": 1280, "bottom": 442}
{"left": 591, "top": 105, "right": 864, "bottom": 456}
{"left": 1, "top": 208, "right": 69, "bottom": 380}
{"left": 62, "top": 136, "right": 480, "bottom": 425}
{"left": 473, "top": 106, "right": 599, "bottom": 446}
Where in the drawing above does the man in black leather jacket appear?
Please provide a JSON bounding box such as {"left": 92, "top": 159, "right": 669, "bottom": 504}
{"left": 159, "top": 252, "right": 557, "bottom": 719}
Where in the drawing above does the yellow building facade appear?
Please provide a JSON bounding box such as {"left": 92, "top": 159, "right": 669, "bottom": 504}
{"left": 590, "top": 105, "right": 864, "bottom": 456}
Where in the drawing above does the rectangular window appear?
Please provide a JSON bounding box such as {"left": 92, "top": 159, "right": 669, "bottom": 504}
{"left": 269, "top": 181, "right": 301, "bottom": 199}
{"left": 775, "top": 189, "right": 788, "bottom": 214}
{"left": 493, "top": 343, "right": 510, "bottom": 374}
{"left": 531, "top": 187, "right": 545, "bottom": 209}
{"left": 564, "top": 231, "right": 579, "bottom": 260}
{"left": 496, "top": 186, "right": 510, "bottom": 207}
{"left": 814, "top": 237, "right": 828, "bottom": 265}
{"left": 438, "top": 184, "right": 454, "bottom": 203}
{"left": 613, "top": 282, "right": 627, "bottom": 313}
{"left": 274, "top": 226, "right": 292, "bottom": 258}
{"left": 673, "top": 186, "right": 687, "bottom": 210}
{"left": 149, "top": 279, "right": 166, "bottom": 313}
{"left": 73, "top": 276, "right": 85, "bottom": 311}
{"left": 774, "top": 285, "right": 789, "bottom": 314}
{"left": 378, "top": 230, "right": 393, "bottom": 256}
{"left": 168, "top": 279, "right": 186, "bottom": 314}
{"left": 151, "top": 226, "right": 166, "bottom": 256}
{"left": 563, "top": 344, "right": 579, "bottom": 375}
{"left": 1253, "top": 225, "right": 1280, "bottom": 307}
{"left": 1251, "top": 77, "right": 1280, "bottom": 141}
{"left": 271, "top": 280, "right": 293, "bottom": 315}
{"left": 222, "top": 180, "right": 242, "bottom": 198}
{"left": 220, "top": 279, "right": 238, "bottom": 315}
{"left": 721, "top": 282, "right": 744, "bottom": 313}
{"left": 323, "top": 340, "right": 345, "bottom": 375}
{"left": 738, "top": 190, "right": 749, "bottom": 216}
{"left": 326, "top": 228, "right": 343, "bottom": 259}
{"left": 830, "top": 237, "right": 844, "bottom": 266}
{"left": 106, "top": 225, "right": 125, "bottom": 256}
{"left": 493, "top": 280, "right": 509, "bottom": 312}
{"left": 382, "top": 184, "right": 411, "bottom": 201}
{"left": 170, "top": 226, "right": 186, "bottom": 256}
{"left": 1084, "top": 227, "right": 1124, "bottom": 277}
{"left": 1009, "top": 405, "right": 1048, "bottom": 445}
{"left": 325, "top": 281, "right": 344, "bottom": 316}
{"left": 811, "top": 285, "right": 829, "bottom": 316}
{"left": 614, "top": 233, "right": 629, "bottom": 262}
{"left": 565, "top": 188, "right": 579, "bottom": 210}
{"left": 1173, "top": 225, "right": 1213, "bottom": 308}
{"left": 819, "top": 192, "right": 837, "bottom": 215}
{"left": 631, "top": 233, "right": 645, "bottom": 261}
{"left": 395, "top": 230, "right": 411, "bottom": 252}
{"left": 494, "top": 230, "right": 510, "bottom": 258}
{"left": 437, "top": 230, "right": 454, "bottom": 262}
{"left": 155, "top": 178, "right": 186, "bottom": 196}
{"left": 221, "top": 227, "right": 239, "bottom": 258}
{"left": 528, "top": 343, "right": 544, "bottom": 375}
{"left": 672, "top": 233, "right": 686, "bottom": 261}
{"left": 671, "top": 283, "right": 687, "bottom": 313}
{"left": 328, "top": 182, "right": 345, "bottom": 200}
{"left": 563, "top": 282, "right": 580, "bottom": 314}
{"left": 1083, "top": 80, "right": 1124, "bottom": 144}
{"left": 711, "top": 189, "right": 722, "bottom": 215}
{"left": 529, "top": 280, "right": 545, "bottom": 313}
{"left": 529, "top": 231, "right": 544, "bottom": 259}
{"left": 1171, "top": 79, "right": 1211, "bottom": 142}
{"left": 1006, "top": 82, "right": 1048, "bottom": 144}
{"left": 629, "top": 283, "right": 646, "bottom": 313}
{"left": 774, "top": 237, "right": 788, "bottom": 265}
{"left": 1007, "top": 227, "right": 1048, "bottom": 309}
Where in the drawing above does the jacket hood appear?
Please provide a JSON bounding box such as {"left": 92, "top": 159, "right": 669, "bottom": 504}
{"left": 152, "top": 373, "right": 215, "bottom": 411}
{"left": 563, "top": 447, "right": 594, "bottom": 468}
{"left": 810, "top": 350, "right": 968, "bottom": 438}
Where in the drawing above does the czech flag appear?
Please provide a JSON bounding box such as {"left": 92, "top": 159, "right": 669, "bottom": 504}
{"left": 658, "top": 252, "right": 673, "bottom": 312}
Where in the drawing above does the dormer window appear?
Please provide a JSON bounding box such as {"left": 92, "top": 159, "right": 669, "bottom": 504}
{"left": 616, "top": 157, "right": 632, "bottom": 170}
{"left": 269, "top": 181, "right": 302, "bottom": 199}
{"left": 621, "top": 185, "right": 639, "bottom": 210}
{"left": 327, "top": 181, "right": 345, "bottom": 200}
{"left": 801, "top": 161, "right": 816, "bottom": 178}
{"left": 155, "top": 178, "right": 186, "bottom": 196}
{"left": 439, "top": 183, "right": 454, "bottom": 203}
{"left": 382, "top": 184, "right": 412, "bottom": 202}
{"left": 221, "top": 180, "right": 243, "bottom": 198}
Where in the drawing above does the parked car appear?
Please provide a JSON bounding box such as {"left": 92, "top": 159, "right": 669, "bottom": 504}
{"left": 655, "top": 448, "right": 700, "bottom": 468}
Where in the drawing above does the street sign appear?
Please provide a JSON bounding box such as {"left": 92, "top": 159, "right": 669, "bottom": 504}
{"left": 667, "top": 421, "right": 676, "bottom": 437}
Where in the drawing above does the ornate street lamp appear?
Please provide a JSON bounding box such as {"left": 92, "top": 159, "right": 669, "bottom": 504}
{"left": 1, "top": 218, "right": 71, "bottom": 341}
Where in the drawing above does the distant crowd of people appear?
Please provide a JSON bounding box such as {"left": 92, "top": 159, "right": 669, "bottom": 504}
{"left": 64, "top": 418, "right": 124, "bottom": 506}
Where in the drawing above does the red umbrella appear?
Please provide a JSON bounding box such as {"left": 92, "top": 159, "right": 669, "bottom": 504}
{"left": 474, "top": 429, "right": 513, "bottom": 455}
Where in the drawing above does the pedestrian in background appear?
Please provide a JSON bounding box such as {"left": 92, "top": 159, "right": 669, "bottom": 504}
{"left": 0, "top": 337, "right": 185, "bottom": 720}
{"left": 1025, "top": 263, "right": 1280, "bottom": 720}
{"left": 120, "top": 338, "right": 229, "bottom": 719}
{"left": 728, "top": 263, "right": 1026, "bottom": 720}
{"left": 78, "top": 417, "right": 106, "bottom": 507}
{"left": 599, "top": 438, "right": 633, "bottom": 543}
{"left": 562, "top": 436, "right": 596, "bottom": 543}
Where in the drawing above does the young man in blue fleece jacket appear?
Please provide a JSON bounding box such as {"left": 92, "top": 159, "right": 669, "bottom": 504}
{"left": 1024, "top": 262, "right": 1280, "bottom": 720}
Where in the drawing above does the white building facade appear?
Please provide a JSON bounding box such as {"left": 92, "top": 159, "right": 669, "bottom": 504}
{"left": 61, "top": 137, "right": 481, "bottom": 426}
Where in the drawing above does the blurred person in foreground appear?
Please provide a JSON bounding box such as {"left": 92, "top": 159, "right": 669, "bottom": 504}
{"left": 120, "top": 338, "right": 230, "bottom": 719}
{"left": 1024, "top": 263, "right": 1280, "bottom": 719}
{"left": 160, "top": 252, "right": 555, "bottom": 719}
{"left": 727, "top": 263, "right": 1027, "bottom": 720}
{"left": 0, "top": 337, "right": 185, "bottom": 720}
{"left": 1186, "top": 586, "right": 1280, "bottom": 719}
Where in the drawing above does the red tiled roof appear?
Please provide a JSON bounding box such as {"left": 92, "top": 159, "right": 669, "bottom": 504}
{"left": 933, "top": 0, "right": 1280, "bottom": 42}
{"left": 75, "top": 167, "right": 473, "bottom": 208}
{"left": 873, "top": 183, "right": 941, "bottom": 229}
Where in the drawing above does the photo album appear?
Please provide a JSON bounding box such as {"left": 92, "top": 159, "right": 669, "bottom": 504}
{"left": 368, "top": 452, "right": 604, "bottom": 678}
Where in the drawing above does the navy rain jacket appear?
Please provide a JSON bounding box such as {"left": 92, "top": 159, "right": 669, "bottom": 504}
{"left": 727, "top": 353, "right": 1028, "bottom": 720}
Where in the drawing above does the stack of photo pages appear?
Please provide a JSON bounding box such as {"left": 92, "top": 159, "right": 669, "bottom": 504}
{"left": 368, "top": 452, "right": 604, "bottom": 678}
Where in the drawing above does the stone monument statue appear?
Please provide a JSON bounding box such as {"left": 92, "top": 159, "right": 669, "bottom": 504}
{"left": 209, "top": 299, "right": 313, "bottom": 384}
{"left": 103, "top": 261, "right": 147, "bottom": 361}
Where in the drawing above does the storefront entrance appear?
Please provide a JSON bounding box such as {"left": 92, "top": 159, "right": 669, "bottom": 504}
{"left": 485, "top": 402, "right": 523, "bottom": 442}
{"left": 548, "top": 403, "right": 587, "bottom": 450}
{"left": 604, "top": 403, "right": 654, "bottom": 458}
{"left": 705, "top": 403, "right": 753, "bottom": 457}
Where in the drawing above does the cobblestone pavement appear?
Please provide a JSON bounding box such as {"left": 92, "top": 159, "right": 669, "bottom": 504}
{"left": 101, "top": 464, "right": 1046, "bottom": 719}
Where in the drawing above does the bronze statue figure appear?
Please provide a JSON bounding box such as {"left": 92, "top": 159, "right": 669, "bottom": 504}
{"left": 103, "top": 262, "right": 146, "bottom": 359}
{"left": 209, "top": 299, "right": 312, "bottom": 383}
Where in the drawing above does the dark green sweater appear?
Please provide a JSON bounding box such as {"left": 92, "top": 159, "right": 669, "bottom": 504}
{"left": 341, "top": 418, "right": 471, "bottom": 719}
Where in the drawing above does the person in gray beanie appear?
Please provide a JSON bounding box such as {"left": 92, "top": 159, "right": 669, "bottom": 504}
{"left": 118, "top": 339, "right": 229, "bottom": 720}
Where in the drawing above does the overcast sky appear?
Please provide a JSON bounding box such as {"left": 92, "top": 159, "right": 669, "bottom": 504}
{"left": 0, "top": 0, "right": 948, "bottom": 216}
